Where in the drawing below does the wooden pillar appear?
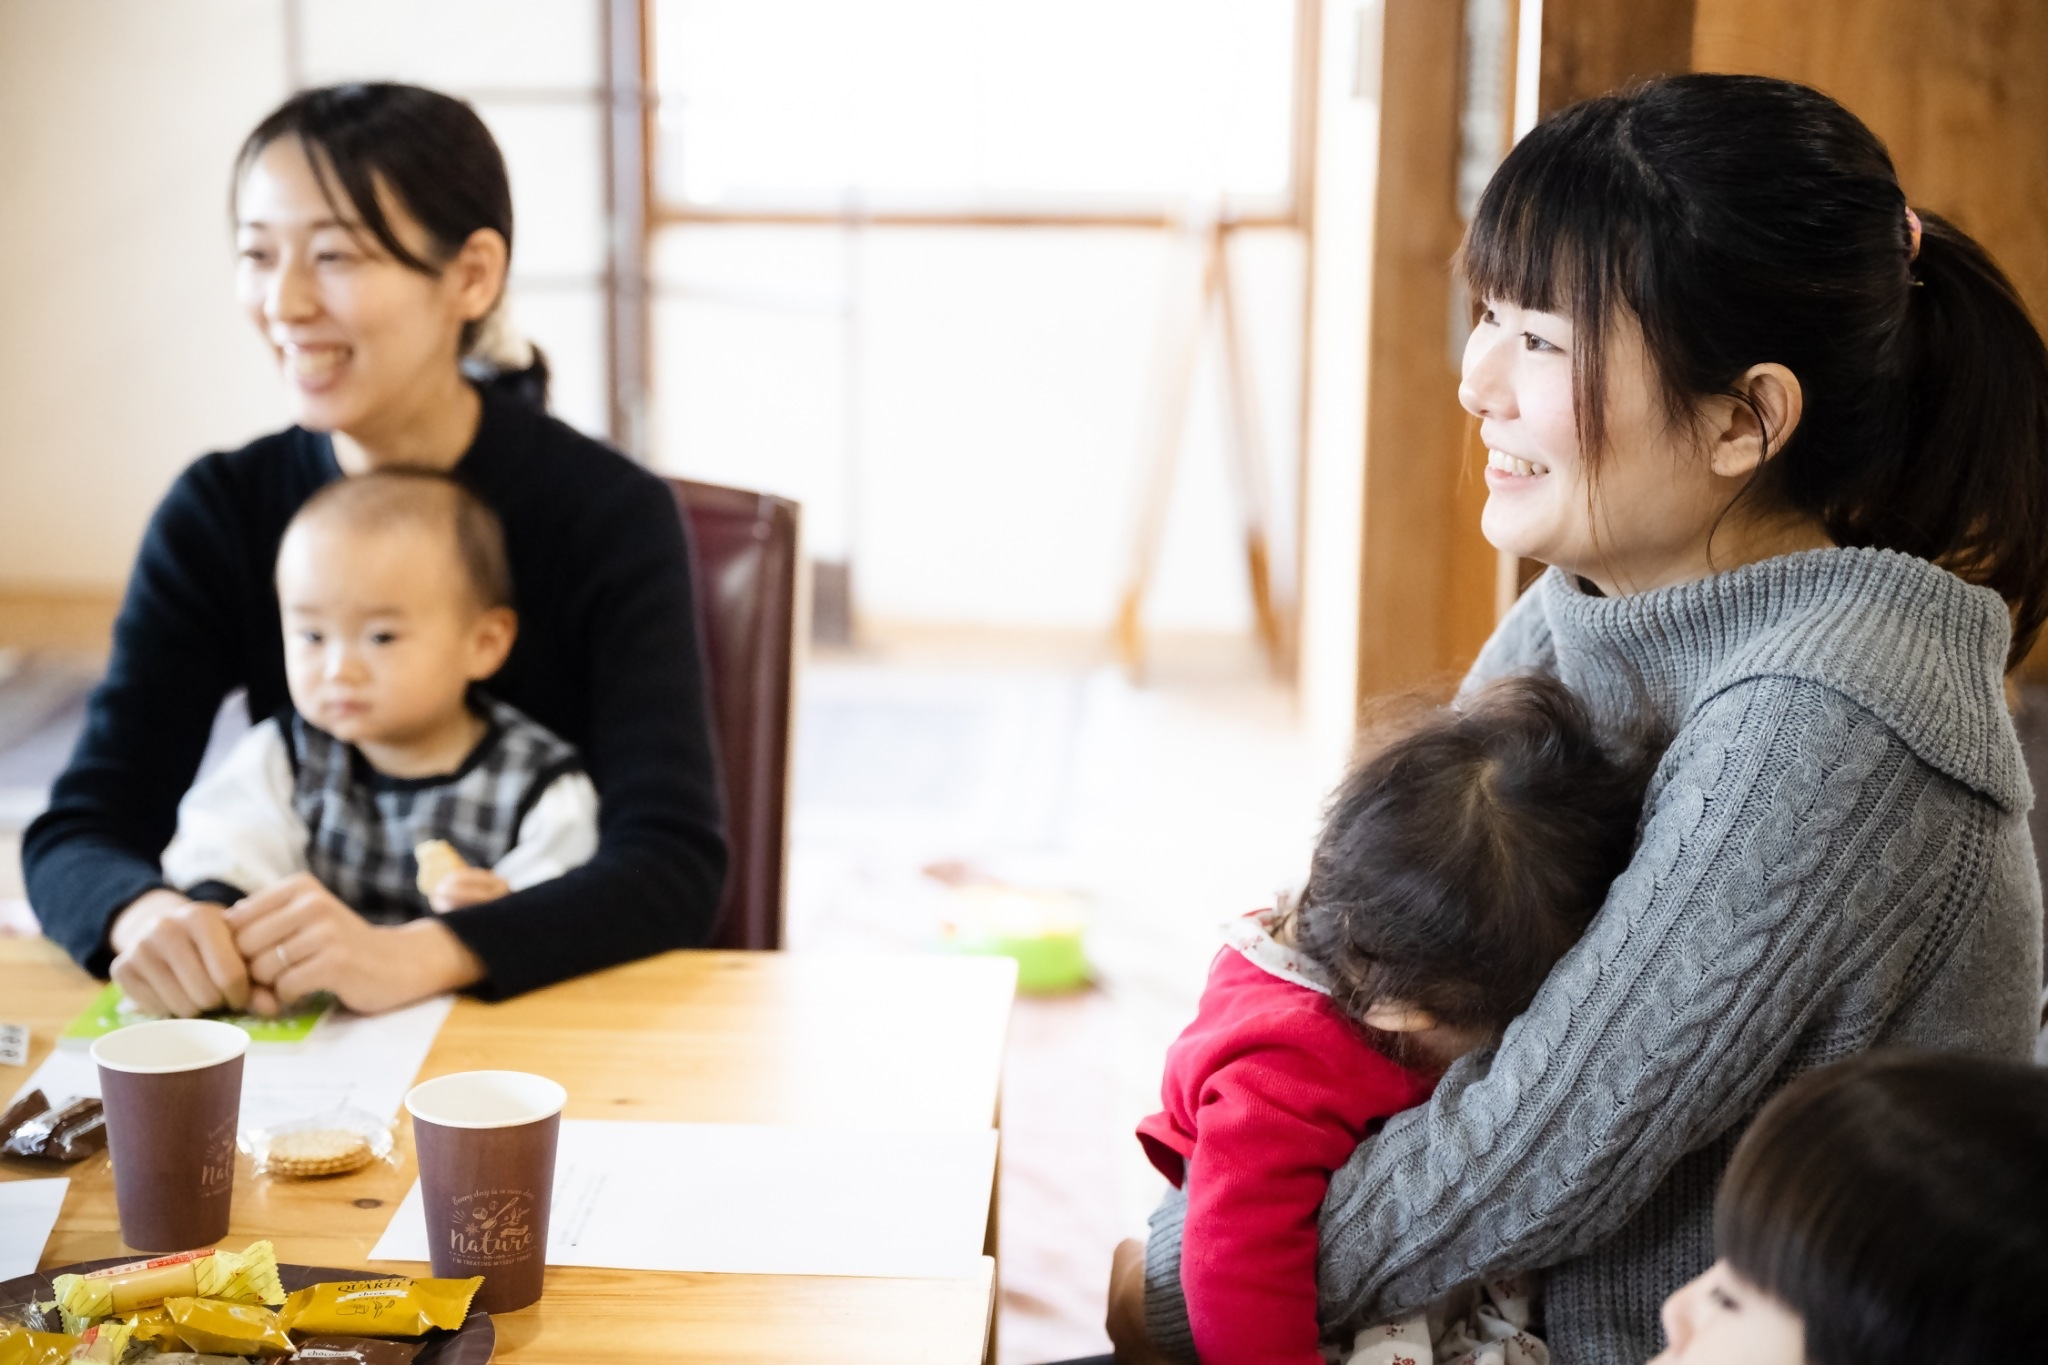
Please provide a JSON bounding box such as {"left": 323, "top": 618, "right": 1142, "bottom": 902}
{"left": 1354, "top": 0, "right": 1477, "bottom": 699}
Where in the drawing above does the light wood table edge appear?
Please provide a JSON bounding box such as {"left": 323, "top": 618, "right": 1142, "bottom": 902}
{"left": 1, "top": 938, "right": 1011, "bottom": 1364}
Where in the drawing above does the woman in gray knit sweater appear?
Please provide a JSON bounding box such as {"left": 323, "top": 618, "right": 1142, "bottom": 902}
{"left": 1108, "top": 76, "right": 2048, "bottom": 1364}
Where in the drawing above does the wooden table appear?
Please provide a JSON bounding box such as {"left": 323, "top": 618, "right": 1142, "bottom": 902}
{"left": 0, "top": 939, "right": 1016, "bottom": 1364}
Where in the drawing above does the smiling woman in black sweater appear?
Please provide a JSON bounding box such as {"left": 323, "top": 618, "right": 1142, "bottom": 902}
{"left": 25, "top": 84, "right": 725, "bottom": 1016}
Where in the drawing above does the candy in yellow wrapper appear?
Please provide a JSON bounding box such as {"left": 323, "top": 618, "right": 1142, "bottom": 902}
{"left": 118, "top": 1305, "right": 183, "bottom": 1347}
{"left": 0, "top": 1325, "right": 82, "bottom": 1365}
{"left": 66, "top": 1320, "right": 130, "bottom": 1364}
{"left": 278, "top": 1277, "right": 480, "bottom": 1337}
{"left": 52, "top": 1240, "right": 285, "bottom": 1331}
{"left": 164, "top": 1295, "right": 296, "bottom": 1357}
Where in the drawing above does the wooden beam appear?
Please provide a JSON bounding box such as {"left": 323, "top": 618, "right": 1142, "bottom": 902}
{"left": 1356, "top": 0, "right": 1479, "bottom": 698}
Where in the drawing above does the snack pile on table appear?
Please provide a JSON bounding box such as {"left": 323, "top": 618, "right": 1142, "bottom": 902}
{"left": 0, "top": 1242, "right": 482, "bottom": 1365}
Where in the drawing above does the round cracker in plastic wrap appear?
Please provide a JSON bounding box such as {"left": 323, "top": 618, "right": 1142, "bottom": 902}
{"left": 243, "top": 1108, "right": 396, "bottom": 1180}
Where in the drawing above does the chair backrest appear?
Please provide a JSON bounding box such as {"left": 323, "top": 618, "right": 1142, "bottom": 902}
{"left": 669, "top": 478, "right": 801, "bottom": 950}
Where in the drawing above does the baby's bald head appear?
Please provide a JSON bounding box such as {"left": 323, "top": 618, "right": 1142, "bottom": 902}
{"left": 282, "top": 468, "right": 512, "bottom": 613}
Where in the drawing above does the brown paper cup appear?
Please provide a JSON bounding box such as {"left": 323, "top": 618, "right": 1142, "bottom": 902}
{"left": 405, "top": 1070, "right": 566, "bottom": 1314}
{"left": 91, "top": 1018, "right": 248, "bottom": 1252}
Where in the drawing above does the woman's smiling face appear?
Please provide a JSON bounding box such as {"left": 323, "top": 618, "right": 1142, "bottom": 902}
{"left": 234, "top": 138, "right": 486, "bottom": 445}
{"left": 1461, "top": 299, "right": 1757, "bottom": 596}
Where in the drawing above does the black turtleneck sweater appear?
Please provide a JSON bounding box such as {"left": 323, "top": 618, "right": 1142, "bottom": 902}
{"left": 24, "top": 390, "right": 728, "bottom": 998}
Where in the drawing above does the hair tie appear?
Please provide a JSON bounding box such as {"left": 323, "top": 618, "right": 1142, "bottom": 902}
{"left": 465, "top": 306, "right": 535, "bottom": 371}
{"left": 1905, "top": 206, "right": 1923, "bottom": 263}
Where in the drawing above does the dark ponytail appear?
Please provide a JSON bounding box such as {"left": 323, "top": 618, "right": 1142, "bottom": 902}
{"left": 1461, "top": 75, "right": 2048, "bottom": 665}
{"left": 234, "top": 83, "right": 551, "bottom": 411}
{"left": 1877, "top": 214, "right": 2048, "bottom": 654}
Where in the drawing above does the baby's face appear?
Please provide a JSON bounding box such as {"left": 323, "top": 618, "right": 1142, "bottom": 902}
{"left": 277, "top": 516, "right": 504, "bottom": 748}
{"left": 1649, "top": 1260, "right": 1804, "bottom": 1365}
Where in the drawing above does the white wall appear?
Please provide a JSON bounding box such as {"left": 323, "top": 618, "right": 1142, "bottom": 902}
{"left": 0, "top": 0, "right": 612, "bottom": 593}
{"left": 0, "top": 0, "right": 292, "bottom": 590}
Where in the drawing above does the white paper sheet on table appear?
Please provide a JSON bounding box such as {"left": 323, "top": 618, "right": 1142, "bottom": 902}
{"left": 7, "top": 996, "right": 453, "bottom": 1132}
{"left": 0, "top": 1178, "right": 68, "bottom": 1279}
{"left": 370, "top": 1119, "right": 998, "bottom": 1279}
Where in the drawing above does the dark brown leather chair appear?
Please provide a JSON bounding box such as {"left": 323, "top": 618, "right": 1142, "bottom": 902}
{"left": 670, "top": 479, "right": 801, "bottom": 950}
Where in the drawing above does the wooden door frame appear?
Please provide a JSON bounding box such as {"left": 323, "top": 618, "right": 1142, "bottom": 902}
{"left": 1354, "top": 0, "right": 1694, "bottom": 705}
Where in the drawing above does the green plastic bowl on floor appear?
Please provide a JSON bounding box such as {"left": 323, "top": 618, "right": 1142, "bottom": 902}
{"left": 937, "top": 889, "right": 1092, "bottom": 994}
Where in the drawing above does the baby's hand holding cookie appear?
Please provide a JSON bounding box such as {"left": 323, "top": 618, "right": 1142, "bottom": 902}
{"left": 428, "top": 866, "right": 512, "bottom": 913}
{"left": 413, "top": 839, "right": 468, "bottom": 896}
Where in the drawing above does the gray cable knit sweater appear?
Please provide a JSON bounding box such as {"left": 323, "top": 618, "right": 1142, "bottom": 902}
{"left": 1142, "top": 547, "right": 2043, "bottom": 1365}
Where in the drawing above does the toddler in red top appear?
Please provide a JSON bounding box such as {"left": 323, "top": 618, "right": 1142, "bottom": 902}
{"left": 1137, "top": 676, "right": 1663, "bottom": 1365}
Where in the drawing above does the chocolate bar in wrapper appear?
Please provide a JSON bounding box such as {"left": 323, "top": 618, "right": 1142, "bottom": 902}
{"left": 121, "top": 1304, "right": 185, "bottom": 1348}
{"left": 0, "top": 1093, "right": 107, "bottom": 1163}
{"left": 0, "top": 1090, "right": 48, "bottom": 1139}
{"left": 288, "top": 1338, "right": 425, "bottom": 1364}
{"left": 0, "top": 1324, "right": 83, "bottom": 1365}
{"left": 278, "top": 1277, "right": 479, "bottom": 1337}
{"left": 164, "top": 1296, "right": 296, "bottom": 1357}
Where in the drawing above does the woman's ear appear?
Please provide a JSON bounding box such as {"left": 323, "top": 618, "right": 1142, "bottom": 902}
{"left": 1708, "top": 363, "right": 1804, "bottom": 479}
{"left": 448, "top": 227, "right": 510, "bottom": 326}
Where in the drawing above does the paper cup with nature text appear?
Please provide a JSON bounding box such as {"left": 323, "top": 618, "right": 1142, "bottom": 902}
{"left": 405, "top": 1070, "right": 565, "bottom": 1314}
{"left": 92, "top": 1019, "right": 248, "bottom": 1251}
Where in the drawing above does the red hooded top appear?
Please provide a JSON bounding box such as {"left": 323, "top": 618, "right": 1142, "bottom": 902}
{"left": 1137, "top": 931, "right": 1439, "bottom": 1365}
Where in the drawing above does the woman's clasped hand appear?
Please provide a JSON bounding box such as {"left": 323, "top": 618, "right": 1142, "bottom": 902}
{"left": 109, "top": 879, "right": 484, "bottom": 1019}
{"left": 105, "top": 889, "right": 249, "bottom": 1018}
{"left": 227, "top": 874, "right": 483, "bottom": 1015}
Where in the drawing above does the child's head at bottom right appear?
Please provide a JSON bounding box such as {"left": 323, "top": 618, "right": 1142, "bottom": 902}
{"left": 1654, "top": 1049, "right": 2048, "bottom": 1365}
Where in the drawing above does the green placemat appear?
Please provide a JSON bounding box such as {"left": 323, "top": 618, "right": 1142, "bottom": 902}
{"left": 60, "top": 982, "right": 333, "bottom": 1047}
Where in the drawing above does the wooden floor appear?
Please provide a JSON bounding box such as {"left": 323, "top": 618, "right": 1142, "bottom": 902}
{"left": 0, "top": 589, "right": 119, "bottom": 658}
{"left": 784, "top": 644, "right": 1341, "bottom": 1361}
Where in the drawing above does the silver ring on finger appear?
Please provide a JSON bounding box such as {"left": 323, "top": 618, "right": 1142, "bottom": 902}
{"left": 276, "top": 943, "right": 291, "bottom": 971}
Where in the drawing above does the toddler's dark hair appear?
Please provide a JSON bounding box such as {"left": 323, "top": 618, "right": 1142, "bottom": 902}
{"left": 1296, "top": 674, "right": 1657, "bottom": 1033}
{"left": 286, "top": 469, "right": 513, "bottom": 612}
{"left": 1716, "top": 1050, "right": 2048, "bottom": 1365}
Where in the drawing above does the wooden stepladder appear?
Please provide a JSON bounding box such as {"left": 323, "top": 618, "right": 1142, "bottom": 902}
{"left": 1114, "top": 212, "right": 1289, "bottom": 680}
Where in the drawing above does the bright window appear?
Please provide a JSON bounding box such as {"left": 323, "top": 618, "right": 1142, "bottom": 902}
{"left": 651, "top": 0, "right": 1302, "bottom": 218}
{"left": 645, "top": 0, "right": 1308, "bottom": 634}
